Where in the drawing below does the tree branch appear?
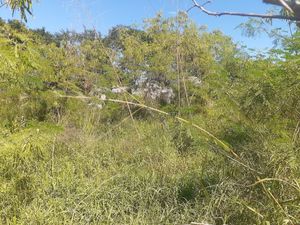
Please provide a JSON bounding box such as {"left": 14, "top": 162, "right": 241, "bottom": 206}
{"left": 190, "top": 0, "right": 300, "bottom": 22}
{"left": 0, "top": 2, "right": 7, "bottom": 8}
{"left": 278, "top": 0, "right": 294, "bottom": 14}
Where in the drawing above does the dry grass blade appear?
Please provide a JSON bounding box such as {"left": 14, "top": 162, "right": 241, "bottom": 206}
{"left": 237, "top": 201, "right": 264, "bottom": 219}
{"left": 257, "top": 176, "right": 297, "bottom": 223}
{"left": 249, "top": 178, "right": 300, "bottom": 192}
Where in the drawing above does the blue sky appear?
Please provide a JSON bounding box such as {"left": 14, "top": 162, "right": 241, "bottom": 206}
{"left": 0, "top": 0, "right": 291, "bottom": 49}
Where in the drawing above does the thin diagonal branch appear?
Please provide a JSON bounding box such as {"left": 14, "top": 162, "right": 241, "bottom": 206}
{"left": 0, "top": 2, "right": 7, "bottom": 7}
{"left": 190, "top": 0, "right": 300, "bottom": 22}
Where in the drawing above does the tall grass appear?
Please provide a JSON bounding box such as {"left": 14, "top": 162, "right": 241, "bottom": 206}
{"left": 1, "top": 104, "right": 299, "bottom": 224}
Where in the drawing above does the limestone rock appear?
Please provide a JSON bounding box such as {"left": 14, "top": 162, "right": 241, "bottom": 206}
{"left": 132, "top": 75, "right": 175, "bottom": 104}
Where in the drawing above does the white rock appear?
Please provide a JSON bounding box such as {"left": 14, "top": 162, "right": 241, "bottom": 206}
{"left": 187, "top": 76, "right": 202, "bottom": 86}
{"left": 132, "top": 76, "right": 175, "bottom": 104}
{"left": 111, "top": 87, "right": 128, "bottom": 94}
{"left": 100, "top": 94, "right": 107, "bottom": 101}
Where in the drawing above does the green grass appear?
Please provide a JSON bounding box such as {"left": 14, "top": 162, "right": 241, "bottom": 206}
{"left": 1, "top": 116, "right": 299, "bottom": 224}
{"left": 0, "top": 118, "right": 233, "bottom": 224}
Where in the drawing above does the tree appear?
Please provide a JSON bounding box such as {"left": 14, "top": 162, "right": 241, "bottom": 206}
{"left": 264, "top": 0, "right": 300, "bottom": 14}
{"left": 189, "top": 0, "right": 300, "bottom": 27}
{"left": 0, "top": 0, "right": 33, "bottom": 21}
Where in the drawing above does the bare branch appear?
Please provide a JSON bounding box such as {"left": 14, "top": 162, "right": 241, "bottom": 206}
{"left": 190, "top": 0, "right": 300, "bottom": 22}
{"left": 187, "top": 5, "right": 197, "bottom": 13}
{"left": 0, "top": 2, "right": 7, "bottom": 7}
{"left": 202, "top": 0, "right": 211, "bottom": 7}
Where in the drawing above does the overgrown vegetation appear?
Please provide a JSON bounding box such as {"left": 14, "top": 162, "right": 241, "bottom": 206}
{"left": 0, "top": 13, "right": 300, "bottom": 224}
